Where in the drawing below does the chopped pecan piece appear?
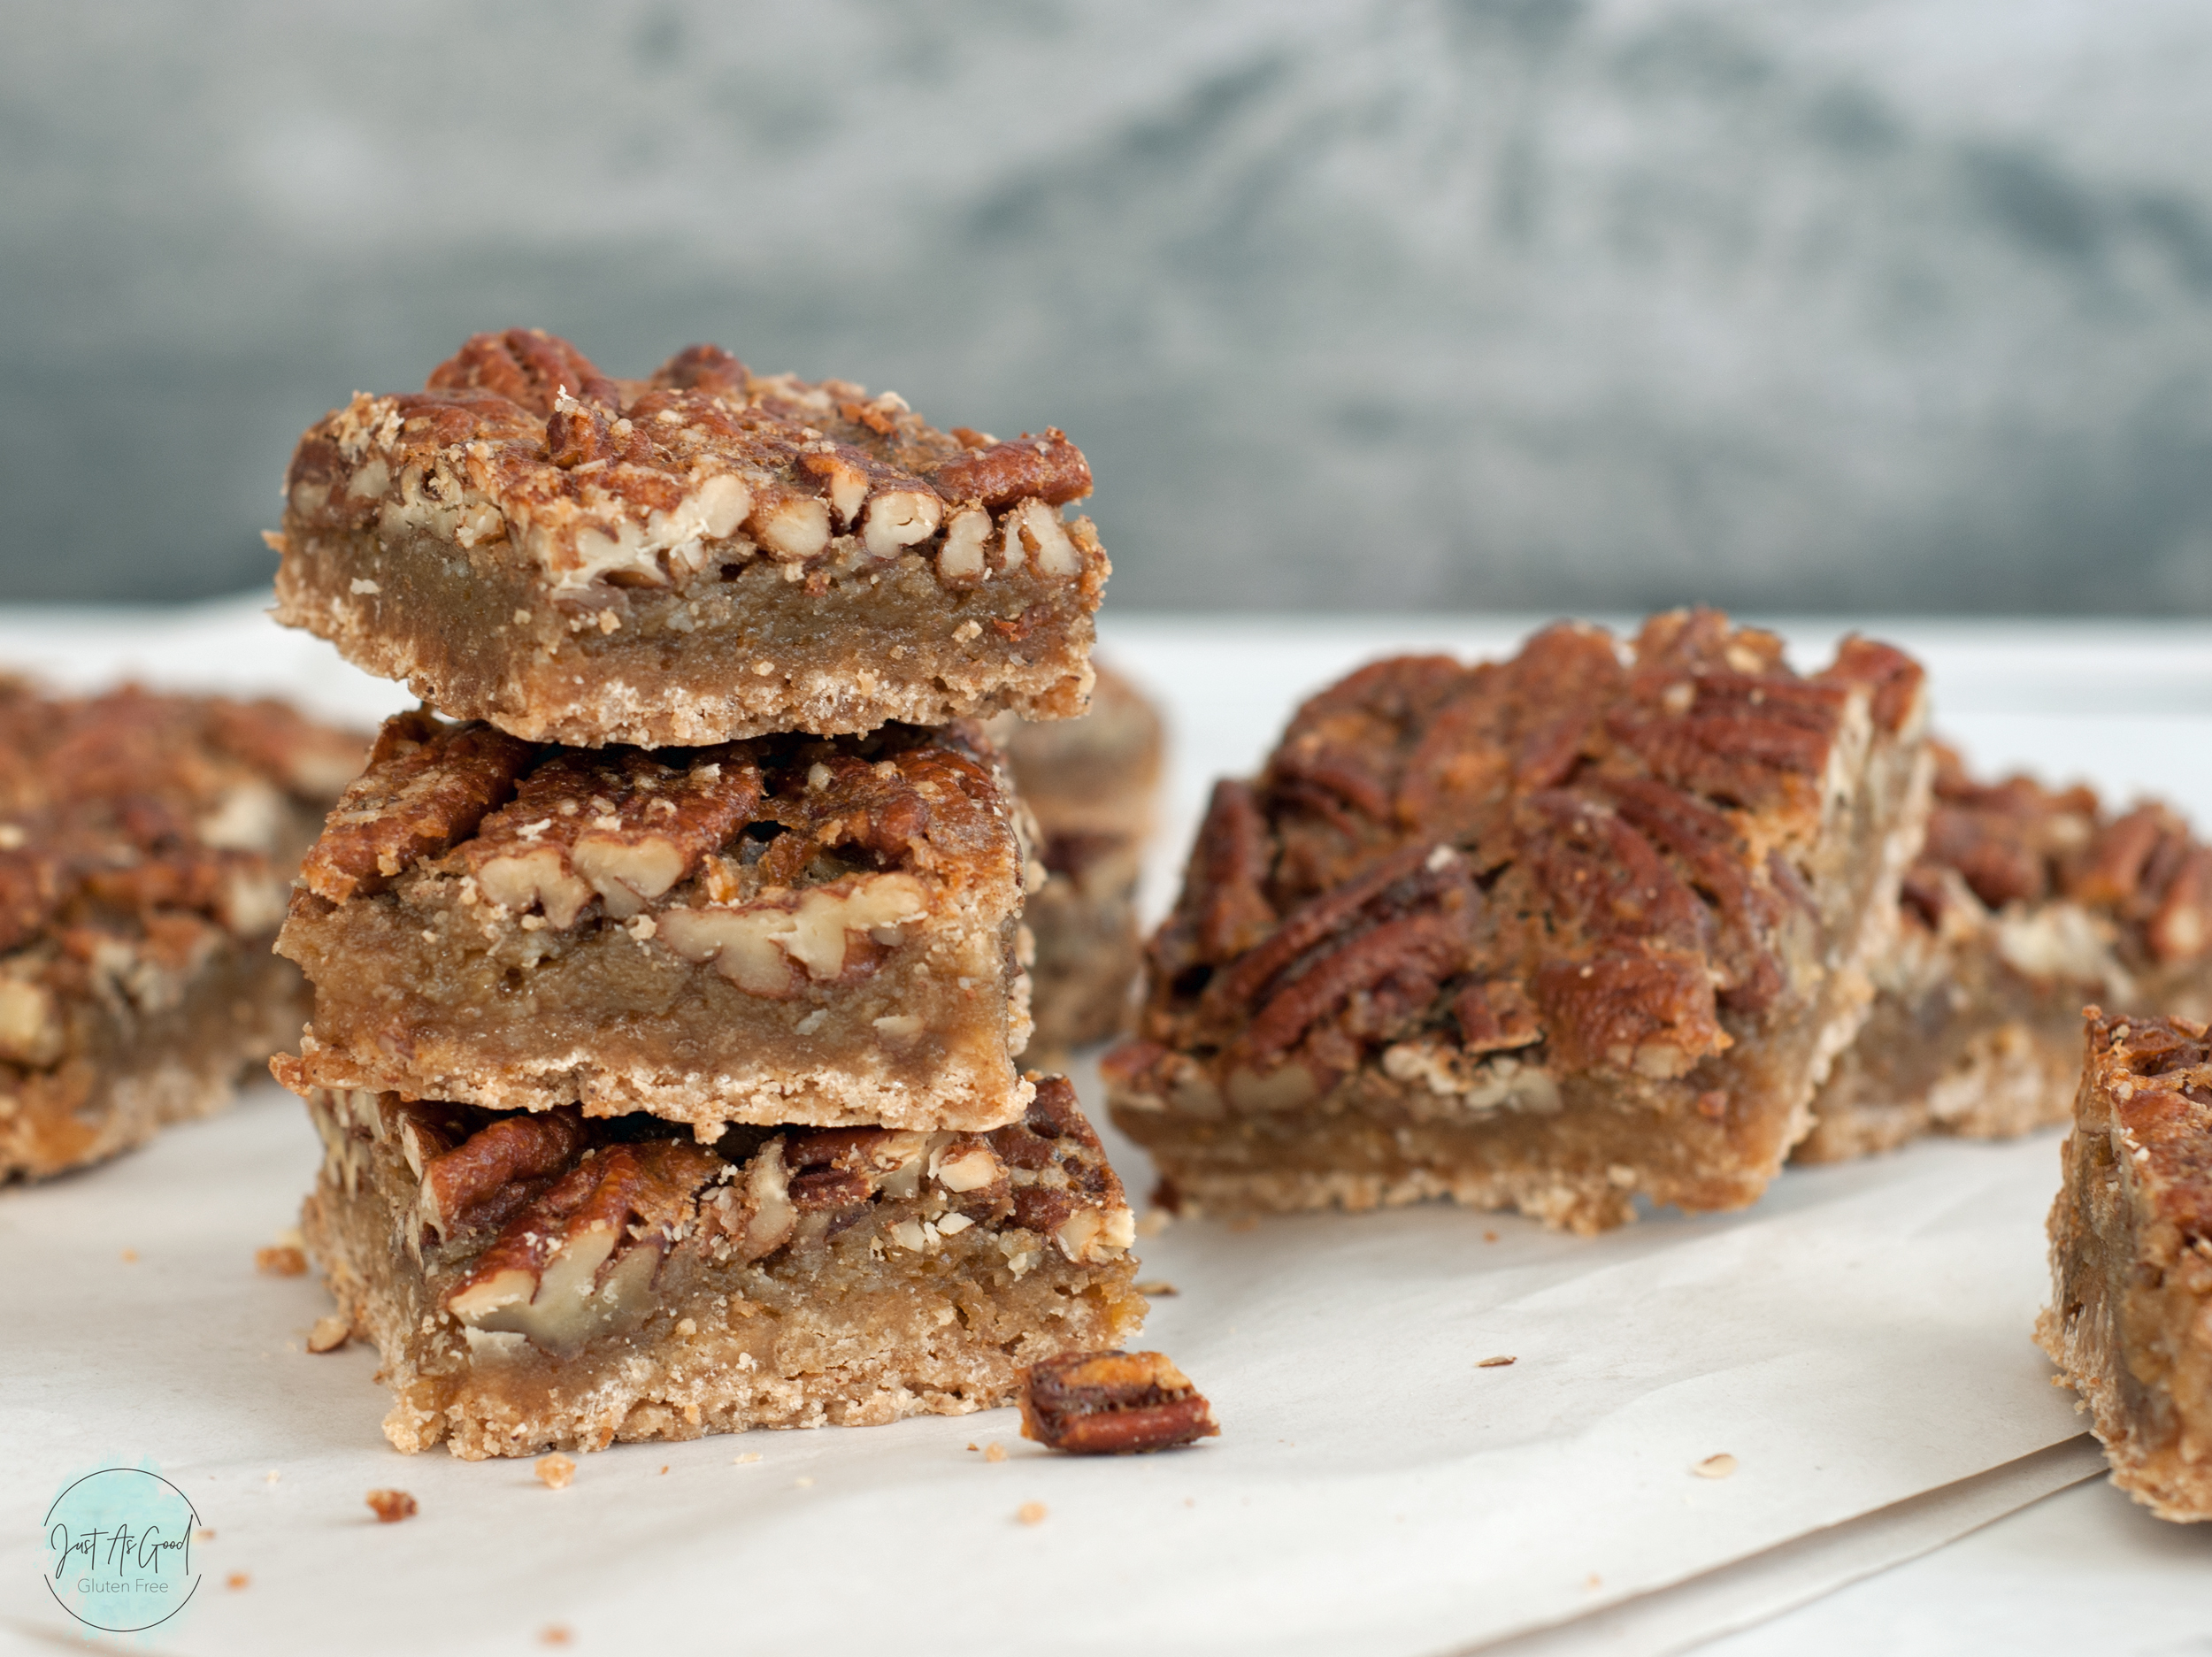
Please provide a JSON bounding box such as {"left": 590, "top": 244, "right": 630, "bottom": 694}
{"left": 443, "top": 1139, "right": 728, "bottom": 1354}
{"left": 301, "top": 711, "right": 534, "bottom": 903}
{"left": 419, "top": 1109, "right": 588, "bottom": 1241}
{"left": 1018, "top": 1350, "right": 1219, "bottom": 1454}
{"left": 463, "top": 745, "right": 763, "bottom": 924}
{"left": 927, "top": 429, "right": 1093, "bottom": 510}
{"left": 426, "top": 327, "right": 621, "bottom": 416}
{"left": 365, "top": 1489, "right": 419, "bottom": 1523}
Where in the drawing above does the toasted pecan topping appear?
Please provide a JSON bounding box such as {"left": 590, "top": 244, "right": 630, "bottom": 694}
{"left": 304, "top": 1074, "right": 1128, "bottom": 1362}
{"left": 442, "top": 1138, "right": 729, "bottom": 1354}
{"left": 1018, "top": 1350, "right": 1219, "bottom": 1455}
{"left": 929, "top": 429, "right": 1093, "bottom": 510}
{"left": 285, "top": 328, "right": 1099, "bottom": 595}
{"left": 427, "top": 328, "right": 621, "bottom": 416}
{"left": 650, "top": 342, "right": 749, "bottom": 397}
{"left": 1909, "top": 744, "right": 2212, "bottom": 966}
{"left": 419, "top": 1109, "right": 588, "bottom": 1240}
{"left": 0, "top": 683, "right": 358, "bottom": 951}
{"left": 302, "top": 711, "right": 534, "bottom": 903}
{"left": 463, "top": 745, "right": 763, "bottom": 923}
{"left": 1125, "top": 610, "right": 1924, "bottom": 1106}
{"left": 294, "top": 720, "right": 1014, "bottom": 959}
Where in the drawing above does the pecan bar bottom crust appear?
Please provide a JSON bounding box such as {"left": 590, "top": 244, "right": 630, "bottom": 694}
{"left": 2037, "top": 1011, "right": 2212, "bottom": 1522}
{"left": 297, "top": 1076, "right": 1143, "bottom": 1459}
{"left": 2, "top": 949, "right": 309, "bottom": 1181}
{"left": 1110, "top": 613, "right": 1931, "bottom": 1234}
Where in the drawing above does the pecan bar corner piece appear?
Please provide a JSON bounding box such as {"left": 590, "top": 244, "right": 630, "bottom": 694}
{"left": 1800, "top": 746, "right": 2212, "bottom": 1162}
{"left": 277, "top": 709, "right": 1038, "bottom": 1133}
{"left": 0, "top": 686, "right": 364, "bottom": 1182}
{"left": 291, "top": 1072, "right": 1145, "bottom": 1459}
{"left": 1104, "top": 610, "right": 1932, "bottom": 1234}
{"left": 272, "top": 327, "right": 1109, "bottom": 747}
{"left": 2038, "top": 1009, "right": 2212, "bottom": 1521}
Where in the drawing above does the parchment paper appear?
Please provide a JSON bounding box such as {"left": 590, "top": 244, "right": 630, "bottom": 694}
{"left": 7, "top": 602, "right": 2207, "bottom": 1656}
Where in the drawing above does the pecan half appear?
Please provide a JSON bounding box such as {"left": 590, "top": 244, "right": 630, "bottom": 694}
{"left": 1532, "top": 947, "right": 1729, "bottom": 1078}
{"left": 443, "top": 1139, "right": 726, "bottom": 1354}
{"left": 650, "top": 342, "right": 749, "bottom": 398}
{"left": 462, "top": 746, "right": 763, "bottom": 924}
{"left": 300, "top": 711, "right": 534, "bottom": 902}
{"left": 783, "top": 1126, "right": 931, "bottom": 1209}
{"left": 1018, "top": 1351, "right": 1219, "bottom": 1455}
{"left": 426, "top": 328, "right": 620, "bottom": 417}
{"left": 985, "top": 1078, "right": 1135, "bottom": 1263}
{"left": 419, "top": 1108, "right": 588, "bottom": 1240}
{"left": 927, "top": 429, "right": 1092, "bottom": 510}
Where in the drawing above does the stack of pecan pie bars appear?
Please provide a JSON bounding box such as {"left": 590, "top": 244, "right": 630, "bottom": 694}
{"left": 265, "top": 329, "right": 1143, "bottom": 1459}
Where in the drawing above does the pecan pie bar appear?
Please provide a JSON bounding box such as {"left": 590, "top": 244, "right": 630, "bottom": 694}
{"left": 1103, "top": 610, "right": 1931, "bottom": 1233}
{"left": 288, "top": 1068, "right": 1143, "bottom": 1458}
{"left": 277, "top": 709, "right": 1038, "bottom": 1132}
{"left": 2038, "top": 1010, "right": 2212, "bottom": 1521}
{"left": 1798, "top": 747, "right": 2212, "bottom": 1162}
{"left": 994, "top": 662, "right": 1164, "bottom": 1059}
{"left": 0, "top": 684, "right": 361, "bottom": 1180}
{"left": 273, "top": 328, "right": 1110, "bottom": 747}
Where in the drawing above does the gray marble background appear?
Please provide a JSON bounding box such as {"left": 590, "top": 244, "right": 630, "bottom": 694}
{"left": 7, "top": 0, "right": 2212, "bottom": 611}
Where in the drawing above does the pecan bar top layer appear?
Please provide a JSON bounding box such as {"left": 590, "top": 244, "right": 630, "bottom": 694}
{"left": 273, "top": 328, "right": 1110, "bottom": 746}
{"left": 0, "top": 683, "right": 365, "bottom": 1179}
{"left": 2039, "top": 1011, "right": 2212, "bottom": 1520}
{"left": 1106, "top": 609, "right": 1932, "bottom": 1231}
{"left": 1801, "top": 745, "right": 2212, "bottom": 1162}
{"left": 278, "top": 710, "right": 1038, "bottom": 1132}
{"left": 292, "top": 1071, "right": 1142, "bottom": 1458}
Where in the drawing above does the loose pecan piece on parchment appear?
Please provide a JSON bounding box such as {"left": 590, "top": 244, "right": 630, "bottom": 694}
{"left": 1018, "top": 1350, "right": 1220, "bottom": 1454}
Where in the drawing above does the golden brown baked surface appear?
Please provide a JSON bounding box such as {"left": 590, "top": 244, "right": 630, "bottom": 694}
{"left": 1103, "top": 609, "right": 1931, "bottom": 1232}
{"left": 0, "top": 683, "right": 363, "bottom": 1180}
{"left": 2038, "top": 1009, "right": 2212, "bottom": 1521}
{"left": 1800, "top": 744, "right": 2212, "bottom": 1162}
{"left": 291, "top": 1071, "right": 1144, "bottom": 1458}
{"left": 272, "top": 328, "right": 1109, "bottom": 746}
{"left": 278, "top": 710, "right": 1040, "bottom": 1132}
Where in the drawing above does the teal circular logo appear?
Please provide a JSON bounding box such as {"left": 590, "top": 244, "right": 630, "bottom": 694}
{"left": 43, "top": 1467, "right": 203, "bottom": 1634}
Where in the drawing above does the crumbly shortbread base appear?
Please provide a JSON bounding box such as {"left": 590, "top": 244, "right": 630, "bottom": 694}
{"left": 2039, "top": 1085, "right": 2212, "bottom": 1522}
{"left": 0, "top": 949, "right": 307, "bottom": 1182}
{"left": 275, "top": 526, "right": 1103, "bottom": 747}
{"left": 1116, "top": 731, "right": 1932, "bottom": 1233}
{"left": 286, "top": 1031, "right": 1032, "bottom": 1135}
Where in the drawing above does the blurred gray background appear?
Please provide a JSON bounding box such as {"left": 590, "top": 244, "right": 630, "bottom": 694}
{"left": 7, "top": 0, "right": 2212, "bottom": 612}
